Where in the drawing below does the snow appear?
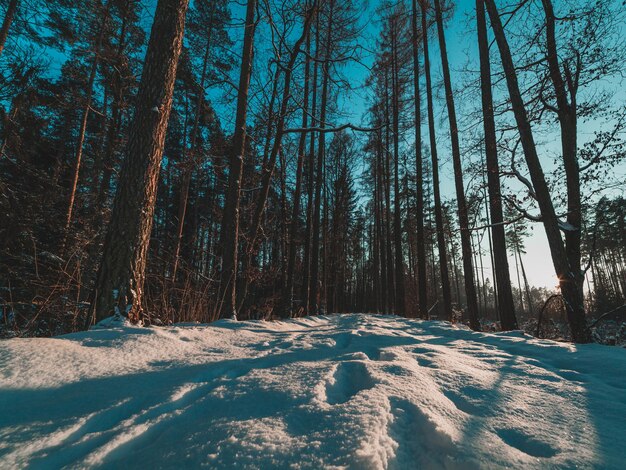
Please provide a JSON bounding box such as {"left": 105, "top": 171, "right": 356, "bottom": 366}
{"left": 1, "top": 314, "right": 625, "bottom": 469}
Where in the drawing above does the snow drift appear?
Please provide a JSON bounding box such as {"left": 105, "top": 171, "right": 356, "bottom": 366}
{"left": 1, "top": 314, "right": 625, "bottom": 469}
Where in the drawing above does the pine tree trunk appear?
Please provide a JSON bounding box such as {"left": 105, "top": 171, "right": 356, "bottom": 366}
{"left": 0, "top": 0, "right": 19, "bottom": 57}
{"left": 383, "top": 68, "right": 395, "bottom": 313}
{"left": 518, "top": 251, "right": 534, "bottom": 317}
{"left": 92, "top": 0, "right": 190, "bottom": 324}
{"left": 281, "top": 12, "right": 312, "bottom": 318}
{"left": 391, "top": 20, "right": 405, "bottom": 316}
{"left": 476, "top": 0, "right": 517, "bottom": 330}
{"left": 514, "top": 245, "right": 525, "bottom": 314}
{"left": 310, "top": 0, "right": 334, "bottom": 314}
{"left": 377, "top": 141, "right": 389, "bottom": 312}
{"left": 411, "top": 0, "right": 428, "bottom": 319}
{"left": 422, "top": 1, "right": 452, "bottom": 321}
{"left": 301, "top": 16, "right": 320, "bottom": 314}
{"left": 216, "top": 0, "right": 257, "bottom": 319}
{"left": 433, "top": 0, "right": 480, "bottom": 330}
{"left": 65, "top": 0, "right": 112, "bottom": 233}
{"left": 93, "top": 1, "right": 130, "bottom": 207}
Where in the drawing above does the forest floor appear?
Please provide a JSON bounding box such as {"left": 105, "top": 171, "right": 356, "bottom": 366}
{"left": 1, "top": 314, "right": 625, "bottom": 469}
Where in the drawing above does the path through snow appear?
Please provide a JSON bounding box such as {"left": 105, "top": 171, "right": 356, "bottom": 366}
{"left": 1, "top": 314, "right": 625, "bottom": 468}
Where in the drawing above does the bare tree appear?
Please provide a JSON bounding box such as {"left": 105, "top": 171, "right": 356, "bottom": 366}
{"left": 484, "top": 0, "right": 591, "bottom": 342}
{"left": 216, "top": 0, "right": 257, "bottom": 319}
{"left": 421, "top": 0, "right": 452, "bottom": 320}
{"left": 433, "top": 0, "right": 479, "bottom": 330}
{"left": 476, "top": 0, "right": 517, "bottom": 330}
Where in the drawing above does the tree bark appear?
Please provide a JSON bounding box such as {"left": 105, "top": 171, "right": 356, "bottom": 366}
{"left": 0, "top": 0, "right": 19, "bottom": 57}
{"left": 281, "top": 9, "right": 313, "bottom": 318}
{"left": 391, "top": 18, "right": 405, "bottom": 316}
{"left": 541, "top": 0, "right": 586, "bottom": 338}
{"left": 301, "top": 14, "right": 320, "bottom": 314}
{"left": 433, "top": 0, "right": 480, "bottom": 330}
{"left": 172, "top": 4, "right": 215, "bottom": 283}
{"left": 310, "top": 0, "right": 334, "bottom": 314}
{"left": 422, "top": 0, "right": 451, "bottom": 321}
{"left": 476, "top": 0, "right": 517, "bottom": 330}
{"left": 411, "top": 0, "right": 427, "bottom": 319}
{"left": 92, "top": 0, "right": 190, "bottom": 323}
{"left": 383, "top": 67, "right": 395, "bottom": 313}
{"left": 216, "top": 0, "right": 257, "bottom": 319}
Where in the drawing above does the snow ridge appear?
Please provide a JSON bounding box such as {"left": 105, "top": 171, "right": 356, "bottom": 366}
{"left": 0, "top": 314, "right": 625, "bottom": 469}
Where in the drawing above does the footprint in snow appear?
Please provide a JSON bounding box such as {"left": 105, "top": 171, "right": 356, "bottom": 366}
{"left": 414, "top": 356, "right": 438, "bottom": 369}
{"left": 325, "top": 361, "right": 376, "bottom": 405}
{"left": 332, "top": 332, "right": 355, "bottom": 349}
{"left": 442, "top": 387, "right": 485, "bottom": 416}
{"left": 496, "top": 428, "right": 558, "bottom": 458}
{"left": 361, "top": 347, "right": 397, "bottom": 361}
{"left": 387, "top": 398, "right": 460, "bottom": 469}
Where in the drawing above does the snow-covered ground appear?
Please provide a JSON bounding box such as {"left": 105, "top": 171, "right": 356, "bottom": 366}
{"left": 1, "top": 314, "right": 625, "bottom": 469}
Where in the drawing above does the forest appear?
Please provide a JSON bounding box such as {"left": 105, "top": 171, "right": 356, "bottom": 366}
{"left": 1, "top": 1, "right": 626, "bottom": 467}
{"left": 0, "top": 0, "right": 625, "bottom": 345}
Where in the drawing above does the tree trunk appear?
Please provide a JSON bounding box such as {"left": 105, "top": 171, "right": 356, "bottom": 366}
{"left": 422, "top": 1, "right": 452, "bottom": 321}
{"left": 391, "top": 20, "right": 405, "bottom": 316}
{"left": 541, "top": 0, "right": 586, "bottom": 335}
{"left": 235, "top": 6, "right": 316, "bottom": 312}
{"left": 383, "top": 68, "right": 395, "bottom": 313}
{"left": 518, "top": 250, "right": 534, "bottom": 318}
{"left": 93, "top": 0, "right": 130, "bottom": 207}
{"left": 216, "top": 0, "right": 257, "bottom": 319}
{"left": 0, "top": 0, "right": 19, "bottom": 57}
{"left": 310, "top": 0, "right": 334, "bottom": 314}
{"left": 172, "top": 6, "right": 215, "bottom": 282}
{"left": 433, "top": 0, "right": 480, "bottom": 330}
{"left": 377, "top": 140, "right": 389, "bottom": 313}
{"left": 411, "top": 0, "right": 427, "bottom": 319}
{"left": 301, "top": 14, "right": 320, "bottom": 314}
{"left": 92, "top": 0, "right": 190, "bottom": 324}
{"left": 484, "top": 0, "right": 590, "bottom": 342}
{"left": 65, "top": 0, "right": 112, "bottom": 233}
{"left": 514, "top": 245, "right": 525, "bottom": 314}
{"left": 476, "top": 0, "right": 517, "bottom": 330}
{"left": 281, "top": 11, "right": 313, "bottom": 318}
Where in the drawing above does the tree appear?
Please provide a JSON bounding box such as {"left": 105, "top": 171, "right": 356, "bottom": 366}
{"left": 92, "top": 0, "right": 190, "bottom": 323}
{"left": 64, "top": 0, "right": 112, "bottom": 234}
{"left": 216, "top": 0, "right": 257, "bottom": 320}
{"left": 390, "top": 6, "right": 406, "bottom": 316}
{"left": 484, "top": 0, "right": 591, "bottom": 342}
{"left": 170, "top": 0, "right": 231, "bottom": 283}
{"left": 281, "top": 2, "right": 314, "bottom": 318}
{"left": 0, "top": 0, "right": 19, "bottom": 57}
{"left": 411, "top": 0, "right": 427, "bottom": 319}
{"left": 234, "top": 2, "right": 317, "bottom": 316}
{"left": 433, "top": 0, "right": 479, "bottom": 330}
{"left": 475, "top": 0, "right": 517, "bottom": 330}
{"left": 421, "top": 0, "right": 452, "bottom": 320}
